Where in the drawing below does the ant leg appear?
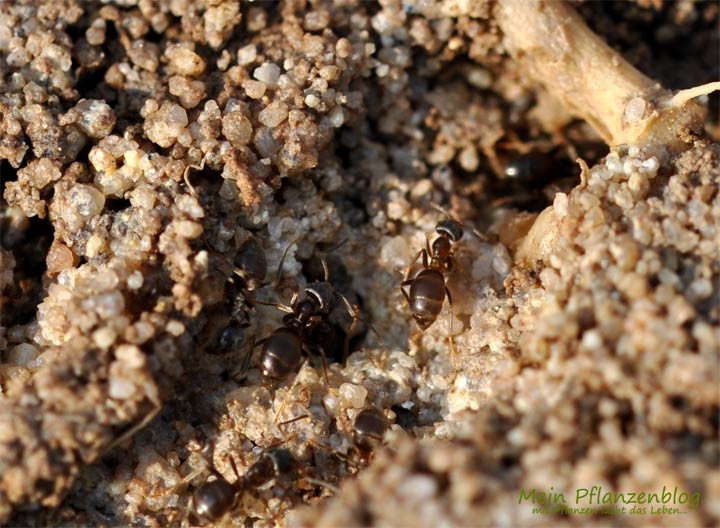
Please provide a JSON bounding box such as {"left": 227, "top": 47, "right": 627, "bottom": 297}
{"left": 337, "top": 293, "right": 382, "bottom": 350}
{"left": 400, "top": 281, "right": 413, "bottom": 304}
{"left": 228, "top": 452, "right": 243, "bottom": 483}
{"left": 102, "top": 401, "right": 162, "bottom": 456}
{"left": 445, "top": 285, "right": 458, "bottom": 370}
{"left": 400, "top": 248, "right": 426, "bottom": 312}
{"left": 403, "top": 249, "right": 427, "bottom": 282}
{"left": 277, "top": 413, "right": 310, "bottom": 428}
{"left": 304, "top": 477, "right": 341, "bottom": 495}
{"left": 307, "top": 343, "right": 338, "bottom": 397}
{"left": 228, "top": 334, "right": 255, "bottom": 381}
{"left": 252, "top": 298, "right": 295, "bottom": 313}
{"left": 273, "top": 359, "right": 308, "bottom": 424}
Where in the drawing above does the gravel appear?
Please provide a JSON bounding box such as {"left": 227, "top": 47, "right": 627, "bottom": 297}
{"left": 0, "top": 1, "right": 718, "bottom": 527}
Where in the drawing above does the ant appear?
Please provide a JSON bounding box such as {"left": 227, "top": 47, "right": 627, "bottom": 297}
{"left": 400, "top": 219, "right": 464, "bottom": 366}
{"left": 197, "top": 237, "right": 298, "bottom": 383}
{"left": 190, "top": 447, "right": 295, "bottom": 525}
{"left": 254, "top": 242, "right": 371, "bottom": 386}
{"left": 353, "top": 408, "right": 389, "bottom": 454}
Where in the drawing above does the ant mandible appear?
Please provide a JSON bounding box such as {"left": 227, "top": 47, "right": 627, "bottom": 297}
{"left": 400, "top": 219, "right": 464, "bottom": 366}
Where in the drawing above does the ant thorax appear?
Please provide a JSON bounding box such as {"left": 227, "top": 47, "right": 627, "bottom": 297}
{"left": 430, "top": 236, "right": 453, "bottom": 270}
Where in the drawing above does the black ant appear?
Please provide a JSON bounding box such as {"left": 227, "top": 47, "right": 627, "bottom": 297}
{"left": 353, "top": 408, "right": 389, "bottom": 453}
{"left": 490, "top": 150, "right": 579, "bottom": 211}
{"left": 190, "top": 447, "right": 295, "bottom": 525}
{"left": 400, "top": 219, "right": 464, "bottom": 366}
{"left": 254, "top": 243, "right": 371, "bottom": 385}
{"left": 199, "top": 239, "right": 267, "bottom": 349}
{"left": 197, "top": 237, "right": 299, "bottom": 385}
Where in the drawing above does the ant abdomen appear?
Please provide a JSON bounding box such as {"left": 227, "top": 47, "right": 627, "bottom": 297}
{"left": 407, "top": 269, "right": 447, "bottom": 330}
{"left": 260, "top": 328, "right": 304, "bottom": 379}
{"left": 191, "top": 477, "right": 237, "bottom": 524}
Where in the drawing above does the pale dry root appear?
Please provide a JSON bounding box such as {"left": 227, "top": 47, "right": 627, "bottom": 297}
{"left": 494, "top": 0, "right": 720, "bottom": 262}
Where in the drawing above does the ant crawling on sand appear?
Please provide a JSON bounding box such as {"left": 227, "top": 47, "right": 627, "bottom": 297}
{"left": 189, "top": 446, "right": 296, "bottom": 525}
{"left": 254, "top": 241, "right": 375, "bottom": 387}
{"left": 353, "top": 408, "right": 389, "bottom": 454}
{"left": 400, "top": 217, "right": 465, "bottom": 367}
{"left": 188, "top": 413, "right": 345, "bottom": 524}
{"left": 196, "top": 236, "right": 299, "bottom": 384}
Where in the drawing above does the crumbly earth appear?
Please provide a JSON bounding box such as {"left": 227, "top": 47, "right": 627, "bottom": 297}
{"left": 0, "top": 1, "right": 718, "bottom": 527}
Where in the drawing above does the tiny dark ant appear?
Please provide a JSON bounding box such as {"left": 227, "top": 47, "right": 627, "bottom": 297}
{"left": 254, "top": 242, "right": 374, "bottom": 385}
{"left": 215, "top": 238, "right": 271, "bottom": 356}
{"left": 198, "top": 239, "right": 267, "bottom": 351}
{"left": 353, "top": 408, "right": 389, "bottom": 453}
{"left": 491, "top": 151, "right": 578, "bottom": 211}
{"left": 233, "top": 238, "right": 268, "bottom": 291}
{"left": 190, "top": 447, "right": 295, "bottom": 525}
{"left": 197, "top": 237, "right": 298, "bottom": 385}
{"left": 400, "top": 218, "right": 463, "bottom": 366}
{"left": 257, "top": 279, "right": 353, "bottom": 382}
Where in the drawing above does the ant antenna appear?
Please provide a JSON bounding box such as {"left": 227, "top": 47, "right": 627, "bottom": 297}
{"left": 430, "top": 201, "right": 494, "bottom": 244}
{"left": 429, "top": 201, "right": 454, "bottom": 220}
{"left": 253, "top": 298, "right": 295, "bottom": 314}
{"left": 272, "top": 236, "right": 302, "bottom": 288}
{"left": 316, "top": 239, "right": 349, "bottom": 281}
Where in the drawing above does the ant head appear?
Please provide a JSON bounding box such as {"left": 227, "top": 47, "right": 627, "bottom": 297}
{"left": 234, "top": 238, "right": 268, "bottom": 289}
{"left": 304, "top": 281, "right": 335, "bottom": 313}
{"left": 435, "top": 219, "right": 463, "bottom": 242}
{"left": 217, "top": 321, "right": 250, "bottom": 353}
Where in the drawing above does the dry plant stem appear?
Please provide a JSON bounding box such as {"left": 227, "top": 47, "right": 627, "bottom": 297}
{"left": 495, "top": 0, "right": 709, "bottom": 151}
{"left": 497, "top": 0, "right": 718, "bottom": 264}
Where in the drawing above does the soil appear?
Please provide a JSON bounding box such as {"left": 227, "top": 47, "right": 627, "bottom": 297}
{"left": 0, "top": 1, "right": 717, "bottom": 527}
